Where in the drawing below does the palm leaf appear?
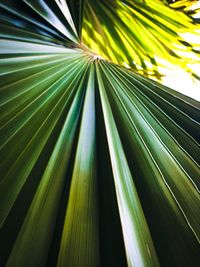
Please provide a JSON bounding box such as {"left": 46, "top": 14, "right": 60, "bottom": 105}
{"left": 83, "top": 0, "right": 200, "bottom": 79}
{"left": 165, "top": 0, "right": 200, "bottom": 23}
{"left": 0, "top": 1, "right": 200, "bottom": 267}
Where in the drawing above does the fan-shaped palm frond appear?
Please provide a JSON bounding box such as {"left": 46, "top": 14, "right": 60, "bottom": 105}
{"left": 0, "top": 1, "right": 200, "bottom": 267}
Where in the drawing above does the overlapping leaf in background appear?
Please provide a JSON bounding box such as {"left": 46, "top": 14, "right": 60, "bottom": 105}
{"left": 83, "top": 0, "right": 200, "bottom": 80}
{"left": 165, "top": 0, "right": 200, "bottom": 23}
{"left": 0, "top": 1, "right": 200, "bottom": 267}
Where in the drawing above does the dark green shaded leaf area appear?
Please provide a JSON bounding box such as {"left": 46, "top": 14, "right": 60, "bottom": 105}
{"left": 0, "top": 1, "right": 200, "bottom": 267}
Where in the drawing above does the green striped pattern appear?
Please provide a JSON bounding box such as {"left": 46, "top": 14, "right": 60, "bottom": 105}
{"left": 0, "top": 1, "right": 200, "bottom": 267}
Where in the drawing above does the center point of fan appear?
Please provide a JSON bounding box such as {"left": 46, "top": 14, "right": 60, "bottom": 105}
{"left": 79, "top": 42, "right": 105, "bottom": 61}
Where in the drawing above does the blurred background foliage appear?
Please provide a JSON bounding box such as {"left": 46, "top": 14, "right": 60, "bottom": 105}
{"left": 82, "top": 0, "right": 200, "bottom": 99}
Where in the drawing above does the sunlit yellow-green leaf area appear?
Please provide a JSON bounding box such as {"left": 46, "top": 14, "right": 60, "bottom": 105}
{"left": 82, "top": 0, "right": 200, "bottom": 99}
{"left": 0, "top": 0, "right": 200, "bottom": 267}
